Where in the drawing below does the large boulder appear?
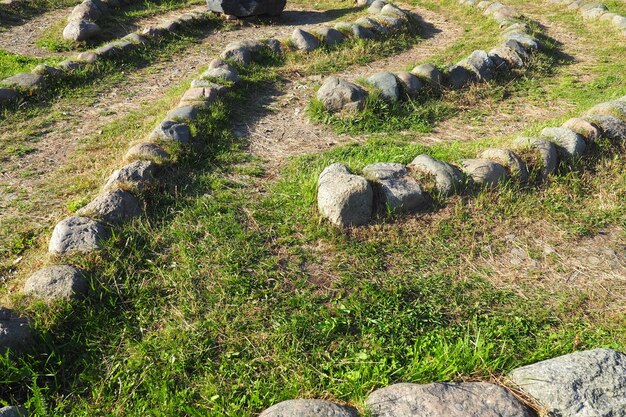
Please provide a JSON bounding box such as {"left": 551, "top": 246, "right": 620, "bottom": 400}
{"left": 362, "top": 162, "right": 427, "bottom": 213}
{"left": 24, "top": 265, "right": 89, "bottom": 300}
{"left": 318, "top": 163, "right": 373, "bottom": 227}
{"left": 366, "top": 382, "right": 534, "bottom": 417}
{"left": 317, "top": 77, "right": 368, "bottom": 112}
{"left": 509, "top": 349, "right": 626, "bottom": 417}
{"left": 0, "top": 308, "right": 32, "bottom": 354}
{"left": 408, "top": 154, "right": 464, "bottom": 195}
{"left": 259, "top": 399, "right": 358, "bottom": 417}
{"left": 206, "top": 0, "right": 286, "bottom": 17}
{"left": 48, "top": 216, "right": 109, "bottom": 254}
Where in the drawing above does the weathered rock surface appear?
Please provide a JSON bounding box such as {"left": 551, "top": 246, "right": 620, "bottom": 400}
{"left": 317, "top": 77, "right": 368, "bottom": 112}
{"left": 150, "top": 120, "right": 191, "bottom": 143}
{"left": 562, "top": 117, "right": 601, "bottom": 141}
{"left": 381, "top": 4, "right": 407, "bottom": 20}
{"left": 0, "top": 88, "right": 18, "bottom": 103}
{"left": 584, "top": 115, "right": 626, "bottom": 141}
{"left": 585, "top": 100, "right": 626, "bottom": 119}
{"left": 502, "top": 31, "right": 539, "bottom": 50}
{"left": 63, "top": 19, "right": 101, "bottom": 41}
{"left": 77, "top": 189, "right": 141, "bottom": 224}
{"left": 363, "top": 162, "right": 427, "bottom": 213}
{"left": 318, "top": 27, "right": 346, "bottom": 46}
{"left": 513, "top": 137, "right": 558, "bottom": 178}
{"left": 509, "top": 348, "right": 626, "bottom": 417}
{"left": 206, "top": 0, "right": 286, "bottom": 17}
{"left": 1, "top": 72, "right": 44, "bottom": 90}
{"left": 318, "top": 163, "right": 373, "bottom": 227}
{"left": 259, "top": 399, "right": 358, "bottom": 417}
{"left": 125, "top": 143, "right": 170, "bottom": 162}
{"left": 0, "top": 406, "right": 28, "bottom": 417}
{"left": 488, "top": 45, "right": 524, "bottom": 70}
{"left": 0, "top": 308, "right": 32, "bottom": 354}
{"left": 411, "top": 63, "right": 443, "bottom": 86}
{"left": 366, "top": 382, "right": 534, "bottom": 417}
{"left": 202, "top": 64, "right": 239, "bottom": 83}
{"left": 409, "top": 154, "right": 464, "bottom": 195}
{"left": 461, "top": 159, "right": 509, "bottom": 187}
{"left": 24, "top": 265, "right": 89, "bottom": 300}
{"left": 220, "top": 45, "right": 252, "bottom": 65}
{"left": 446, "top": 64, "right": 475, "bottom": 89}
{"left": 368, "top": 0, "right": 387, "bottom": 14}
{"left": 367, "top": 72, "right": 400, "bottom": 102}
{"left": 292, "top": 28, "right": 319, "bottom": 52}
{"left": 459, "top": 50, "right": 495, "bottom": 81}
{"left": 540, "top": 127, "right": 587, "bottom": 159}
{"left": 179, "top": 86, "right": 220, "bottom": 106}
{"left": 166, "top": 106, "right": 198, "bottom": 121}
{"left": 104, "top": 160, "right": 157, "bottom": 191}
{"left": 395, "top": 71, "right": 422, "bottom": 98}
{"left": 480, "top": 148, "right": 528, "bottom": 182}
{"left": 49, "top": 216, "right": 109, "bottom": 254}
{"left": 352, "top": 24, "right": 377, "bottom": 39}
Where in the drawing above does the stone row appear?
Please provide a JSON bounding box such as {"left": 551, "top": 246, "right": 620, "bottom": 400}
{"left": 548, "top": 0, "right": 626, "bottom": 37}
{"left": 0, "top": 9, "right": 213, "bottom": 107}
{"left": 317, "top": 97, "right": 626, "bottom": 228}
{"left": 289, "top": 0, "right": 417, "bottom": 54}
{"left": 62, "top": 0, "right": 146, "bottom": 41}
{"left": 257, "top": 348, "right": 626, "bottom": 417}
{"left": 317, "top": 0, "right": 540, "bottom": 112}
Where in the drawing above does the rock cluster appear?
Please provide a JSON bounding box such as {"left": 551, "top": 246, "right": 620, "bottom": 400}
{"left": 549, "top": 0, "right": 626, "bottom": 37}
{"left": 317, "top": 95, "right": 625, "bottom": 227}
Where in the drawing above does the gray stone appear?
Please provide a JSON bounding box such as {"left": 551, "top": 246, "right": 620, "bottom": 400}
{"left": 155, "top": 20, "right": 178, "bottom": 31}
{"left": 318, "top": 27, "right": 346, "bottom": 46}
{"left": 166, "top": 106, "right": 198, "bottom": 121}
{"left": 408, "top": 154, "right": 464, "bottom": 195}
{"left": 122, "top": 33, "right": 147, "bottom": 44}
{"left": 446, "top": 65, "right": 475, "bottom": 89}
{"left": 541, "top": 127, "right": 587, "bottom": 159}
{"left": 259, "top": 399, "right": 358, "bottom": 417}
{"left": 125, "top": 143, "right": 170, "bottom": 162}
{"left": 58, "top": 60, "right": 83, "bottom": 71}
{"left": 317, "top": 77, "right": 368, "bottom": 112}
{"left": 0, "top": 406, "right": 28, "bottom": 417}
{"left": 381, "top": 4, "right": 407, "bottom": 20}
{"left": 63, "top": 19, "right": 101, "bottom": 41}
{"left": 483, "top": 1, "right": 505, "bottom": 15}
{"left": 266, "top": 38, "right": 282, "bottom": 54}
{"left": 352, "top": 24, "right": 377, "bottom": 39}
{"left": 488, "top": 45, "right": 524, "bottom": 69}
{"left": 190, "top": 79, "right": 224, "bottom": 89}
{"left": 1, "top": 72, "right": 44, "bottom": 90}
{"left": 355, "top": 17, "right": 388, "bottom": 35}
{"left": 411, "top": 63, "right": 443, "bottom": 86}
{"left": 76, "top": 51, "right": 98, "bottom": 63}
{"left": 104, "top": 160, "right": 157, "bottom": 191}
{"left": 613, "top": 15, "right": 626, "bottom": 29}
{"left": 206, "top": 0, "right": 286, "bottom": 17}
{"left": 395, "top": 71, "right": 423, "bottom": 98}
{"left": 509, "top": 348, "right": 626, "bottom": 417}
{"left": 504, "top": 39, "right": 531, "bottom": 62}
{"left": 32, "top": 64, "right": 63, "bottom": 76}
{"left": 76, "top": 189, "right": 141, "bottom": 224}
{"left": 48, "top": 216, "right": 108, "bottom": 254}
{"left": 334, "top": 22, "right": 353, "bottom": 33}
{"left": 459, "top": 50, "right": 495, "bottom": 80}
{"left": 581, "top": 6, "right": 607, "bottom": 19}
{"left": 24, "top": 265, "right": 89, "bottom": 300}
{"left": 202, "top": 66, "right": 239, "bottom": 83}
{"left": 366, "top": 382, "right": 534, "bottom": 417}
{"left": 0, "top": 88, "right": 19, "bottom": 104}
{"left": 68, "top": 1, "right": 102, "bottom": 21}
{"left": 317, "top": 163, "right": 373, "bottom": 227}
{"left": 585, "top": 100, "right": 626, "bottom": 120}
{"left": 95, "top": 42, "right": 126, "bottom": 57}
{"left": 367, "top": 72, "right": 400, "bottom": 102}
{"left": 220, "top": 45, "right": 252, "bottom": 65}
{"left": 477, "top": 1, "right": 494, "bottom": 10}
{"left": 368, "top": 0, "right": 386, "bottom": 14}
{"left": 479, "top": 148, "right": 529, "bottom": 183}
{"left": 179, "top": 86, "right": 221, "bottom": 107}
{"left": 562, "top": 118, "right": 602, "bottom": 142}
{"left": 502, "top": 31, "right": 539, "bottom": 50}
{"left": 584, "top": 115, "right": 626, "bottom": 141}
{"left": 0, "top": 308, "right": 32, "bottom": 354}
{"left": 513, "top": 136, "right": 558, "bottom": 178}
{"left": 292, "top": 28, "right": 319, "bottom": 52}
{"left": 150, "top": 120, "right": 191, "bottom": 144}
{"left": 362, "top": 162, "right": 427, "bottom": 213}
{"left": 375, "top": 15, "right": 405, "bottom": 31}
{"left": 461, "top": 158, "right": 509, "bottom": 187}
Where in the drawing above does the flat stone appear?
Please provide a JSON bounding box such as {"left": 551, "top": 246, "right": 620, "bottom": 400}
{"left": 318, "top": 163, "right": 373, "bottom": 227}
{"left": 0, "top": 88, "right": 19, "bottom": 104}
{"left": 513, "top": 136, "right": 558, "bottom": 178}
{"left": 48, "top": 216, "right": 108, "bottom": 254}
{"left": 32, "top": 64, "right": 63, "bottom": 76}
{"left": 395, "top": 71, "right": 423, "bottom": 98}
{"left": 479, "top": 148, "right": 528, "bottom": 183}
{"left": 362, "top": 162, "right": 408, "bottom": 180}
{"left": 368, "top": 0, "right": 386, "bottom": 13}
{"left": 509, "top": 348, "right": 626, "bottom": 417}
{"left": 220, "top": 45, "right": 252, "bottom": 65}
{"left": 408, "top": 154, "right": 464, "bottom": 195}
{"left": 367, "top": 72, "right": 400, "bottom": 102}
{"left": 446, "top": 64, "right": 475, "bottom": 89}
{"left": 352, "top": 24, "right": 377, "bottom": 39}
{"left": 502, "top": 31, "right": 539, "bottom": 50}
{"left": 206, "top": 0, "right": 286, "bottom": 17}
{"left": 585, "top": 100, "right": 626, "bottom": 120}
{"left": 613, "top": 15, "right": 626, "bottom": 29}
{"left": 125, "top": 142, "right": 170, "bottom": 162}
{"left": 58, "top": 60, "right": 83, "bottom": 71}
{"left": 459, "top": 50, "right": 495, "bottom": 80}
{"left": 180, "top": 86, "right": 220, "bottom": 107}
{"left": 1, "top": 72, "right": 44, "bottom": 90}
{"left": 584, "top": 115, "right": 626, "bottom": 141}
{"left": 0, "top": 308, "right": 32, "bottom": 354}
{"left": 24, "top": 265, "right": 89, "bottom": 300}
{"left": 381, "top": 4, "right": 407, "bottom": 19}
{"left": 483, "top": 1, "right": 506, "bottom": 15}
{"left": 104, "top": 160, "right": 157, "bottom": 191}
{"left": 410, "top": 63, "right": 443, "bottom": 86}
{"left": 76, "top": 189, "right": 141, "bottom": 224}
{"left": 259, "top": 399, "right": 358, "bottom": 417}
{"left": 76, "top": 51, "right": 98, "bottom": 63}
{"left": 202, "top": 66, "right": 240, "bottom": 83}
{"left": 292, "top": 28, "right": 319, "bottom": 52}
{"left": 562, "top": 117, "right": 602, "bottom": 142}
{"left": 190, "top": 79, "right": 225, "bottom": 90}
{"left": 461, "top": 158, "right": 510, "bottom": 187}
{"left": 166, "top": 106, "right": 198, "bottom": 121}
{"left": 318, "top": 27, "right": 346, "bottom": 46}
{"left": 0, "top": 406, "right": 28, "bottom": 417}
{"left": 150, "top": 120, "right": 191, "bottom": 143}
{"left": 334, "top": 21, "right": 353, "bottom": 33}
{"left": 366, "top": 382, "right": 534, "bottom": 417}
{"left": 317, "top": 76, "right": 368, "bottom": 112}
{"left": 362, "top": 163, "right": 427, "bottom": 213}
{"left": 541, "top": 127, "right": 587, "bottom": 159}
{"left": 63, "top": 19, "right": 101, "bottom": 41}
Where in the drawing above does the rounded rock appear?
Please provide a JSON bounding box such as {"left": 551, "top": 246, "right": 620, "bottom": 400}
{"left": 540, "top": 127, "right": 587, "bottom": 159}
{"left": 24, "top": 265, "right": 89, "bottom": 300}
{"left": 513, "top": 136, "right": 558, "bottom": 178}
{"left": 317, "top": 163, "right": 373, "bottom": 227}
{"left": 48, "top": 216, "right": 109, "bottom": 254}
{"left": 367, "top": 72, "right": 400, "bottom": 102}
{"left": 125, "top": 142, "right": 170, "bottom": 162}
{"left": 0, "top": 308, "right": 32, "bottom": 354}
{"left": 292, "top": 28, "right": 320, "bottom": 52}
{"left": 76, "top": 189, "right": 141, "bottom": 224}
{"left": 408, "top": 154, "right": 465, "bottom": 195}
{"left": 479, "top": 148, "right": 529, "bottom": 183}
{"left": 562, "top": 118, "right": 602, "bottom": 142}
{"left": 461, "top": 158, "right": 510, "bottom": 187}
{"left": 410, "top": 63, "right": 443, "bottom": 86}
{"left": 104, "top": 160, "right": 157, "bottom": 191}
{"left": 317, "top": 76, "right": 368, "bottom": 113}
{"left": 395, "top": 71, "right": 423, "bottom": 98}
{"left": 260, "top": 399, "right": 358, "bottom": 417}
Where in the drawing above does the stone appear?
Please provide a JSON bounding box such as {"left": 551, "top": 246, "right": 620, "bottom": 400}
{"left": 0, "top": 88, "right": 18, "bottom": 104}
{"left": 1, "top": 72, "right": 44, "bottom": 90}
{"left": 125, "top": 143, "right": 170, "bottom": 162}
{"left": 259, "top": 399, "right": 358, "bottom": 417}
{"left": 266, "top": 38, "right": 282, "bottom": 54}
{"left": 122, "top": 33, "right": 147, "bottom": 44}
{"left": 509, "top": 348, "right": 626, "bottom": 417}
{"left": 366, "top": 382, "right": 534, "bottom": 417}
{"left": 179, "top": 86, "right": 221, "bottom": 107}
{"left": 461, "top": 159, "right": 509, "bottom": 187}
{"left": 408, "top": 154, "right": 465, "bottom": 195}
{"left": 68, "top": 1, "right": 102, "bottom": 21}
{"left": 24, "top": 265, "right": 89, "bottom": 300}
{"left": 352, "top": 24, "right": 377, "bottom": 39}
{"left": 582, "top": 7, "right": 607, "bottom": 19}
{"left": 562, "top": 118, "right": 602, "bottom": 142}
{"left": 48, "top": 216, "right": 108, "bottom": 254}
{"left": 585, "top": 100, "right": 626, "bottom": 120}
{"left": 334, "top": 22, "right": 353, "bottom": 33}
{"left": 206, "top": 0, "right": 286, "bottom": 17}
{"left": 156, "top": 20, "right": 178, "bottom": 31}
{"left": 579, "top": 2, "right": 607, "bottom": 12}
{"left": 541, "top": 127, "right": 587, "bottom": 159}
{"left": 32, "top": 64, "right": 63, "bottom": 76}
{"left": 504, "top": 39, "right": 531, "bottom": 62}
{"left": 202, "top": 66, "right": 239, "bottom": 83}
{"left": 209, "top": 58, "right": 229, "bottom": 69}
{"left": 367, "top": 72, "right": 400, "bottom": 102}
{"left": 76, "top": 189, "right": 141, "bottom": 224}
{"left": 381, "top": 4, "right": 407, "bottom": 20}
{"left": 513, "top": 136, "right": 558, "bottom": 178}
{"left": 58, "top": 60, "right": 83, "bottom": 71}
{"left": 317, "top": 77, "right": 368, "bottom": 112}
{"left": 368, "top": 0, "right": 386, "bottom": 14}
{"left": 375, "top": 15, "right": 405, "bottom": 31}
{"left": 76, "top": 51, "right": 98, "bottom": 63}
{"left": 0, "top": 407, "right": 28, "bottom": 417}
{"left": 483, "top": 1, "right": 505, "bottom": 15}
{"left": 104, "top": 160, "right": 157, "bottom": 191}
{"left": 355, "top": 17, "right": 388, "bottom": 35}
{"left": 63, "top": 19, "right": 101, "bottom": 41}
{"left": 502, "top": 31, "right": 539, "bottom": 50}
{"left": 488, "top": 45, "right": 524, "bottom": 69}
{"left": 362, "top": 162, "right": 427, "bottom": 213}
{"left": 613, "top": 15, "right": 626, "bottom": 29}
{"left": 0, "top": 308, "right": 32, "bottom": 354}
{"left": 599, "top": 12, "right": 617, "bottom": 21}
{"left": 166, "top": 106, "right": 198, "bottom": 121}
{"left": 190, "top": 79, "right": 225, "bottom": 89}
{"left": 459, "top": 50, "right": 495, "bottom": 81}
{"left": 446, "top": 65, "right": 475, "bottom": 89}
{"left": 318, "top": 27, "right": 346, "bottom": 46}
{"left": 317, "top": 163, "right": 373, "bottom": 227}
{"left": 220, "top": 45, "right": 252, "bottom": 65}
{"left": 94, "top": 42, "right": 126, "bottom": 57}
{"left": 479, "top": 148, "right": 529, "bottom": 183}
{"left": 395, "top": 71, "right": 423, "bottom": 98}
{"left": 150, "top": 120, "right": 191, "bottom": 143}
{"left": 410, "top": 63, "right": 443, "bottom": 86}
{"left": 477, "top": 1, "right": 494, "bottom": 10}
{"left": 292, "top": 28, "right": 319, "bottom": 52}
{"left": 584, "top": 115, "right": 626, "bottom": 141}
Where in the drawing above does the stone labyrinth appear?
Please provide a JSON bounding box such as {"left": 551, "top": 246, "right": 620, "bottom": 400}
{"left": 0, "top": 0, "right": 625, "bottom": 415}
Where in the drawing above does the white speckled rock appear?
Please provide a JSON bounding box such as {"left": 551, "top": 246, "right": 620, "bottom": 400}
{"left": 48, "top": 216, "right": 109, "bottom": 254}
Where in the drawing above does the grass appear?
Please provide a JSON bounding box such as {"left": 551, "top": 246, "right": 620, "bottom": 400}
{"left": 0, "top": 0, "right": 79, "bottom": 28}
{"left": 0, "top": 50, "right": 61, "bottom": 80}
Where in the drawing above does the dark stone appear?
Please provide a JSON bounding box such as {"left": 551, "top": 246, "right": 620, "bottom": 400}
{"left": 206, "top": 0, "right": 286, "bottom": 17}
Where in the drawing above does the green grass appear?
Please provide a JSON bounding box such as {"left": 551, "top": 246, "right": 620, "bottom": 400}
{"left": 0, "top": 50, "right": 61, "bottom": 80}
{"left": 0, "top": 0, "right": 80, "bottom": 28}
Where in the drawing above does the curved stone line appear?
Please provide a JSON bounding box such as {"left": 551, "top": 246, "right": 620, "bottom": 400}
{"left": 548, "top": 0, "right": 626, "bottom": 37}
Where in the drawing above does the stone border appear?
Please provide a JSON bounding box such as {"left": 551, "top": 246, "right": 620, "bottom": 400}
{"left": 316, "top": 0, "right": 543, "bottom": 112}
{"left": 548, "top": 0, "right": 626, "bottom": 37}
{"left": 62, "top": 0, "right": 149, "bottom": 41}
